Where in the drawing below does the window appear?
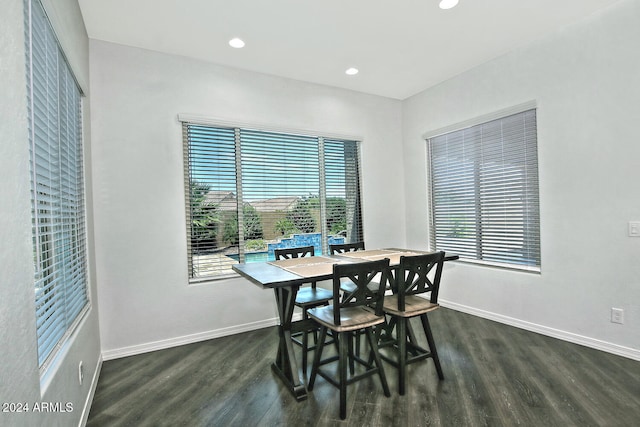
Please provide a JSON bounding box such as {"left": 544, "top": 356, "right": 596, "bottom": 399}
{"left": 427, "top": 107, "right": 540, "bottom": 271}
{"left": 26, "top": 0, "right": 89, "bottom": 368}
{"left": 182, "top": 121, "right": 364, "bottom": 281}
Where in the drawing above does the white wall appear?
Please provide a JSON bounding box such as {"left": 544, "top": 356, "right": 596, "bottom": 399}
{"left": 88, "top": 40, "right": 404, "bottom": 356}
{"left": 403, "top": 0, "right": 640, "bottom": 358}
{"left": 0, "top": 0, "right": 101, "bottom": 426}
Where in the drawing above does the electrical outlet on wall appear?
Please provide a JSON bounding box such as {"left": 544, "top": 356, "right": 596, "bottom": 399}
{"left": 611, "top": 308, "right": 624, "bottom": 324}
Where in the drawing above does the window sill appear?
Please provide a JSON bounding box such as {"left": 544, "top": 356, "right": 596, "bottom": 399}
{"left": 452, "top": 258, "right": 541, "bottom": 274}
{"left": 188, "top": 272, "right": 241, "bottom": 285}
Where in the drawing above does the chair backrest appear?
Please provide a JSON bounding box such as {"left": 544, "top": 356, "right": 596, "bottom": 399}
{"left": 274, "top": 245, "right": 315, "bottom": 260}
{"left": 396, "top": 252, "right": 445, "bottom": 311}
{"left": 329, "top": 241, "right": 365, "bottom": 255}
{"left": 332, "top": 258, "right": 390, "bottom": 325}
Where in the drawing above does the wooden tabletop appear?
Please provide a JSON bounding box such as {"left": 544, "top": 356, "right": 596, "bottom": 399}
{"left": 232, "top": 248, "right": 458, "bottom": 289}
{"left": 233, "top": 260, "right": 335, "bottom": 289}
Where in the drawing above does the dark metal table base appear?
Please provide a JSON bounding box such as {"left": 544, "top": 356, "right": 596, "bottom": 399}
{"left": 272, "top": 285, "right": 308, "bottom": 401}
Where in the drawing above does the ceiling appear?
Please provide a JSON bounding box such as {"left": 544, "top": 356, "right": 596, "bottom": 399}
{"left": 78, "top": 0, "right": 621, "bottom": 100}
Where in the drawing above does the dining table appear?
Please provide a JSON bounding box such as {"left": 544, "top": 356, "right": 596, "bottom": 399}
{"left": 232, "top": 248, "right": 458, "bottom": 401}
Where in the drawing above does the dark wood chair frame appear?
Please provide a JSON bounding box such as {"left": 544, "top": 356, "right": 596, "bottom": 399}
{"left": 308, "top": 258, "right": 392, "bottom": 419}
{"left": 377, "top": 251, "right": 445, "bottom": 395}
{"left": 274, "top": 245, "right": 333, "bottom": 376}
{"left": 329, "top": 241, "right": 365, "bottom": 255}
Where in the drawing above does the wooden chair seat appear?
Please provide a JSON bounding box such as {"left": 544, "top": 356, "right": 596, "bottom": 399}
{"left": 308, "top": 306, "right": 385, "bottom": 333}
{"left": 295, "top": 287, "right": 333, "bottom": 307}
{"left": 382, "top": 295, "right": 439, "bottom": 317}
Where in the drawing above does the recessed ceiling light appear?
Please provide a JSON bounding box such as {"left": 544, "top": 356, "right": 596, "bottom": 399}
{"left": 345, "top": 67, "right": 359, "bottom": 76}
{"left": 229, "top": 38, "right": 245, "bottom": 48}
{"left": 439, "top": 0, "right": 459, "bottom": 10}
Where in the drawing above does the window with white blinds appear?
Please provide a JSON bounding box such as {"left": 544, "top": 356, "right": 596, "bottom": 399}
{"left": 427, "top": 108, "right": 540, "bottom": 271}
{"left": 183, "top": 122, "right": 364, "bottom": 281}
{"left": 26, "top": 0, "right": 89, "bottom": 368}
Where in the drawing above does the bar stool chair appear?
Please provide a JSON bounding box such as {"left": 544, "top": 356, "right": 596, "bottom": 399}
{"left": 380, "top": 251, "right": 445, "bottom": 395}
{"left": 330, "top": 242, "right": 382, "bottom": 360}
{"left": 308, "top": 258, "right": 391, "bottom": 420}
{"left": 274, "top": 245, "right": 333, "bottom": 376}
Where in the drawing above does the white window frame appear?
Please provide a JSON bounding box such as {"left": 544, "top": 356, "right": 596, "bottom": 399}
{"left": 425, "top": 102, "right": 541, "bottom": 272}
{"left": 180, "top": 115, "right": 365, "bottom": 282}
{"left": 25, "top": 0, "right": 90, "bottom": 372}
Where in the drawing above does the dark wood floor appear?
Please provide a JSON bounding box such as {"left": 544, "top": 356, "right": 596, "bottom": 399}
{"left": 87, "top": 308, "right": 640, "bottom": 426}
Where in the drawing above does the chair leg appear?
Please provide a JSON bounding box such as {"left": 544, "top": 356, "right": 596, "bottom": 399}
{"left": 332, "top": 330, "right": 341, "bottom": 353}
{"left": 406, "top": 319, "right": 419, "bottom": 348}
{"left": 365, "top": 327, "right": 390, "bottom": 397}
{"left": 420, "top": 314, "right": 444, "bottom": 380}
{"left": 309, "top": 326, "right": 328, "bottom": 390}
{"left": 347, "top": 333, "right": 355, "bottom": 374}
{"left": 368, "top": 317, "right": 393, "bottom": 366}
{"left": 301, "top": 310, "right": 309, "bottom": 377}
{"left": 338, "top": 331, "right": 349, "bottom": 420}
{"left": 397, "top": 317, "right": 407, "bottom": 395}
{"left": 367, "top": 325, "right": 380, "bottom": 366}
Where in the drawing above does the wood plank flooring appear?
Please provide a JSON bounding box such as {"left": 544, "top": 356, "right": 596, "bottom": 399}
{"left": 86, "top": 308, "right": 640, "bottom": 426}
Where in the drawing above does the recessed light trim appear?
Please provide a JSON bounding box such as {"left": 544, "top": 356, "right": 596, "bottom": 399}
{"left": 229, "top": 38, "right": 245, "bottom": 48}
{"left": 345, "top": 67, "right": 359, "bottom": 76}
{"left": 439, "top": 0, "right": 459, "bottom": 10}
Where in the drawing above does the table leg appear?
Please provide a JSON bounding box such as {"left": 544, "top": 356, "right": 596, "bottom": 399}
{"left": 272, "top": 285, "right": 307, "bottom": 401}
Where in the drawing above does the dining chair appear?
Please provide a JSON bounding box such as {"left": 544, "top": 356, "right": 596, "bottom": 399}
{"left": 307, "top": 258, "right": 391, "bottom": 420}
{"left": 274, "top": 245, "right": 333, "bottom": 376}
{"left": 330, "top": 241, "right": 382, "bottom": 361}
{"left": 380, "top": 251, "right": 445, "bottom": 395}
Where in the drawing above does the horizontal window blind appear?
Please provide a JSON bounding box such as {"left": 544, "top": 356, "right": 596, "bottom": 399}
{"left": 183, "top": 123, "right": 364, "bottom": 280}
{"left": 428, "top": 109, "right": 540, "bottom": 270}
{"left": 26, "top": 0, "right": 89, "bottom": 368}
{"left": 323, "top": 139, "right": 364, "bottom": 253}
{"left": 184, "top": 125, "right": 237, "bottom": 277}
{"left": 239, "top": 129, "right": 321, "bottom": 259}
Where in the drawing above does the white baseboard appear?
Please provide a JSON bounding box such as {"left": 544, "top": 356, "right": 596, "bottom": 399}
{"left": 101, "top": 305, "right": 639, "bottom": 363}
{"left": 101, "top": 317, "right": 282, "bottom": 361}
{"left": 440, "top": 300, "right": 640, "bottom": 361}
{"left": 78, "top": 354, "right": 103, "bottom": 427}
